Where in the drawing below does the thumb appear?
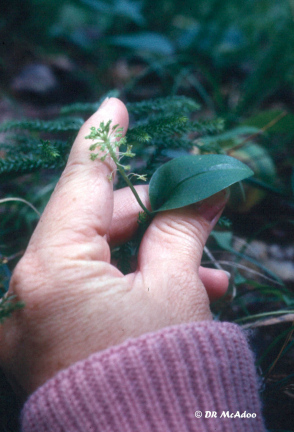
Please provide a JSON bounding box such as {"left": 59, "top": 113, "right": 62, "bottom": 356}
{"left": 137, "top": 189, "right": 228, "bottom": 277}
{"left": 27, "top": 98, "right": 129, "bottom": 253}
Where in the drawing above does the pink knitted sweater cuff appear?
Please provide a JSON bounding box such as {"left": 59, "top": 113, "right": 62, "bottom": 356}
{"left": 21, "top": 321, "right": 267, "bottom": 431}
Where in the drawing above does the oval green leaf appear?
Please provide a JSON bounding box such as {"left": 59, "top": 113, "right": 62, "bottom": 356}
{"left": 149, "top": 154, "right": 254, "bottom": 212}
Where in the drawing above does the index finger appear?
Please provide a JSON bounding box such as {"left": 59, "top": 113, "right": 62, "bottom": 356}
{"left": 28, "top": 98, "right": 129, "bottom": 253}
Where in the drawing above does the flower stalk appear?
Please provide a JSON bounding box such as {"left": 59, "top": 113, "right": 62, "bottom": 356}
{"left": 86, "top": 120, "right": 152, "bottom": 216}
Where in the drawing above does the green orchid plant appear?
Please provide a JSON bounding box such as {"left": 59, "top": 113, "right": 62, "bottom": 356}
{"left": 86, "top": 120, "right": 254, "bottom": 216}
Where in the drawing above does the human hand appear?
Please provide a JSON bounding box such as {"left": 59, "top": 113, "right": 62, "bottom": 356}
{"left": 0, "top": 98, "right": 229, "bottom": 396}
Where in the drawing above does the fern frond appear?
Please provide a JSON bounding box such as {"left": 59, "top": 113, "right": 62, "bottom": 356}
{"left": 39, "top": 140, "right": 60, "bottom": 161}
{"left": 60, "top": 95, "right": 200, "bottom": 118}
{"left": 2, "top": 136, "right": 41, "bottom": 153}
{"left": 188, "top": 118, "right": 225, "bottom": 135}
{"left": 128, "top": 115, "right": 224, "bottom": 144}
{"left": 0, "top": 117, "right": 84, "bottom": 133}
{"left": 150, "top": 136, "right": 195, "bottom": 150}
{"left": 60, "top": 90, "right": 120, "bottom": 115}
{"left": 0, "top": 153, "right": 64, "bottom": 179}
{"left": 61, "top": 102, "right": 101, "bottom": 116}
{"left": 128, "top": 114, "right": 189, "bottom": 142}
{"left": 127, "top": 96, "right": 200, "bottom": 117}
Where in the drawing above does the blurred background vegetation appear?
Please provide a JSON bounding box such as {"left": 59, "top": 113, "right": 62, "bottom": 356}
{"left": 1, "top": 0, "right": 294, "bottom": 430}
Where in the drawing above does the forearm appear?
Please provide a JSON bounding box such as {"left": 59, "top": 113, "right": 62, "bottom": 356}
{"left": 21, "top": 321, "right": 267, "bottom": 432}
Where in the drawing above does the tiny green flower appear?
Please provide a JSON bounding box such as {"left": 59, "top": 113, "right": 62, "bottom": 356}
{"left": 86, "top": 120, "right": 151, "bottom": 216}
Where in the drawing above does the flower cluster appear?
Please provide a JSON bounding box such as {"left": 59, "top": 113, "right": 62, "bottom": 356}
{"left": 86, "top": 120, "right": 149, "bottom": 214}
{"left": 86, "top": 120, "right": 146, "bottom": 182}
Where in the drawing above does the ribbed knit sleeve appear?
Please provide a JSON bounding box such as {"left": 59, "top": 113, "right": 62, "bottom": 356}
{"left": 21, "top": 322, "right": 267, "bottom": 432}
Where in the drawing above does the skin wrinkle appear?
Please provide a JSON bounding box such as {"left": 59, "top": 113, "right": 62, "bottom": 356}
{"left": 167, "top": 268, "right": 206, "bottom": 305}
{"left": 13, "top": 284, "right": 126, "bottom": 394}
{"left": 46, "top": 182, "right": 113, "bottom": 238}
{"left": 41, "top": 237, "right": 111, "bottom": 262}
{"left": 151, "top": 211, "right": 208, "bottom": 250}
{"left": 122, "top": 274, "right": 168, "bottom": 332}
{"left": 132, "top": 258, "right": 210, "bottom": 324}
{"left": 10, "top": 256, "right": 122, "bottom": 325}
{"left": 1, "top": 98, "right": 232, "bottom": 401}
{"left": 152, "top": 218, "right": 202, "bottom": 245}
{"left": 37, "top": 155, "right": 117, "bottom": 247}
{"left": 138, "top": 228, "right": 204, "bottom": 275}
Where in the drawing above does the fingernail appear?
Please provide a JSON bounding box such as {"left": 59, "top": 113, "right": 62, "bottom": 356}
{"left": 197, "top": 189, "right": 230, "bottom": 223}
{"left": 223, "top": 270, "right": 231, "bottom": 280}
{"left": 98, "top": 97, "right": 110, "bottom": 111}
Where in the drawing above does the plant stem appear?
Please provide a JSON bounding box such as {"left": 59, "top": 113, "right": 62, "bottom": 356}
{"left": 107, "top": 145, "right": 152, "bottom": 216}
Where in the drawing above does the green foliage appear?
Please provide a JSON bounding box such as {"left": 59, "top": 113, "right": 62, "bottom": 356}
{"left": 0, "top": 295, "right": 24, "bottom": 324}
{"left": 110, "top": 32, "right": 175, "bottom": 55}
{"left": 0, "top": 94, "right": 235, "bottom": 283}
{"left": 60, "top": 90, "right": 121, "bottom": 115}
{"left": 1, "top": 0, "right": 294, "bottom": 428}
{"left": 85, "top": 117, "right": 253, "bottom": 214}
{"left": 149, "top": 155, "right": 253, "bottom": 212}
{"left": 0, "top": 94, "right": 289, "bottom": 247}
{"left": 243, "top": 109, "right": 294, "bottom": 134}
{"left": 127, "top": 96, "right": 200, "bottom": 116}
{"left": 0, "top": 118, "right": 84, "bottom": 133}
{"left": 3, "top": 0, "right": 294, "bottom": 114}
{"left": 0, "top": 96, "right": 210, "bottom": 184}
{"left": 0, "top": 138, "right": 68, "bottom": 180}
{"left": 210, "top": 230, "right": 284, "bottom": 284}
{"left": 111, "top": 243, "right": 133, "bottom": 275}
{"left": 39, "top": 140, "right": 60, "bottom": 161}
